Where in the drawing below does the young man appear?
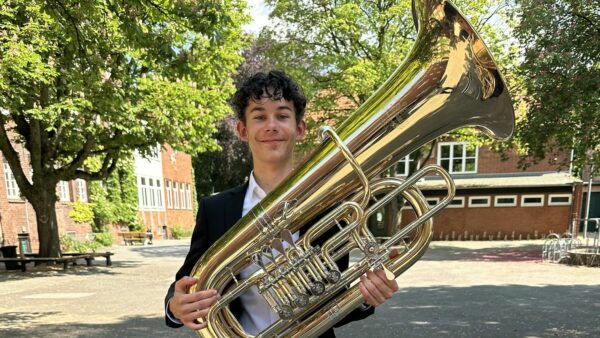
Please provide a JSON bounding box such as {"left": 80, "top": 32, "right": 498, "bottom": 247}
{"left": 165, "top": 71, "right": 399, "bottom": 337}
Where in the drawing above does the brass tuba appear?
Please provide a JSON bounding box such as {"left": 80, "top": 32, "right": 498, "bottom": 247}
{"left": 190, "top": 0, "right": 514, "bottom": 336}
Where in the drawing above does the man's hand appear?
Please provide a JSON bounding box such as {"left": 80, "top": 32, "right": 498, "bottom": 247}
{"left": 169, "top": 276, "right": 220, "bottom": 330}
{"left": 358, "top": 248, "right": 400, "bottom": 307}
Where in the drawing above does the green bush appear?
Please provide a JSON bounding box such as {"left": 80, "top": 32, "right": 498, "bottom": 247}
{"left": 171, "top": 224, "right": 193, "bottom": 239}
{"left": 60, "top": 234, "right": 100, "bottom": 253}
{"left": 92, "top": 232, "right": 114, "bottom": 247}
{"left": 69, "top": 201, "right": 95, "bottom": 224}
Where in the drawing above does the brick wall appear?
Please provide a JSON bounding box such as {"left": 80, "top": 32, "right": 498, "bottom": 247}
{"left": 160, "top": 145, "right": 195, "bottom": 237}
{"left": 397, "top": 187, "right": 578, "bottom": 240}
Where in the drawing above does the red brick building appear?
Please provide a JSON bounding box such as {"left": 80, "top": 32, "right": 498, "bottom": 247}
{"left": 370, "top": 142, "right": 586, "bottom": 240}
{"left": 0, "top": 147, "right": 91, "bottom": 252}
{"left": 1, "top": 142, "right": 195, "bottom": 252}
{"left": 134, "top": 144, "right": 195, "bottom": 241}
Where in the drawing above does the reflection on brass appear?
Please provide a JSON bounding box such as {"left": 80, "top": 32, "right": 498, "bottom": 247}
{"left": 189, "top": 0, "right": 514, "bottom": 337}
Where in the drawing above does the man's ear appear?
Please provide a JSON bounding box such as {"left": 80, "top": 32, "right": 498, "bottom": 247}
{"left": 236, "top": 120, "right": 248, "bottom": 142}
{"left": 296, "top": 119, "right": 307, "bottom": 140}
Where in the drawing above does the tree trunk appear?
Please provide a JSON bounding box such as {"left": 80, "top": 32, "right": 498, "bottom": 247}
{"left": 30, "top": 186, "right": 60, "bottom": 258}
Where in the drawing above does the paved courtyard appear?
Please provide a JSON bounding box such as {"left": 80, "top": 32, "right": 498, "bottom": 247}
{"left": 1, "top": 239, "right": 599, "bottom": 337}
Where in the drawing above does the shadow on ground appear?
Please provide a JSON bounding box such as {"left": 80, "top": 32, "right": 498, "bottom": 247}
{"left": 423, "top": 244, "right": 543, "bottom": 262}
{"left": 0, "top": 314, "right": 195, "bottom": 338}
{"left": 2, "top": 284, "right": 598, "bottom": 337}
{"left": 129, "top": 245, "right": 190, "bottom": 258}
{"left": 337, "top": 284, "right": 600, "bottom": 338}
{"left": 0, "top": 260, "right": 142, "bottom": 282}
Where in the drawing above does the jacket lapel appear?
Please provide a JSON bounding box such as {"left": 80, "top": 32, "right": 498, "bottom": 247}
{"left": 223, "top": 182, "right": 248, "bottom": 232}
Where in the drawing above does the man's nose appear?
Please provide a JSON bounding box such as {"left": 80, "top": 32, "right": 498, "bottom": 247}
{"left": 265, "top": 116, "right": 278, "bottom": 131}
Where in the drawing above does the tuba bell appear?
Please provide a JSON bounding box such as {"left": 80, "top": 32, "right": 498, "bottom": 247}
{"left": 190, "top": 0, "right": 515, "bottom": 336}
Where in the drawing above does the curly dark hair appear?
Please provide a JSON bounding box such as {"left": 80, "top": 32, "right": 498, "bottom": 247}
{"left": 230, "top": 70, "right": 306, "bottom": 123}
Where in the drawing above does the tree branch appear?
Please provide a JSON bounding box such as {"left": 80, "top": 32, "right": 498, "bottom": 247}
{"left": 0, "top": 117, "right": 34, "bottom": 199}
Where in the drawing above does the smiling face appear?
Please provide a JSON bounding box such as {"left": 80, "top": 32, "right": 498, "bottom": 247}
{"left": 236, "top": 97, "right": 306, "bottom": 169}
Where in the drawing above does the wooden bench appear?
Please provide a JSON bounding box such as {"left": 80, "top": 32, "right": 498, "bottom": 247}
{"left": 120, "top": 232, "right": 148, "bottom": 246}
{"left": 1, "top": 252, "right": 114, "bottom": 271}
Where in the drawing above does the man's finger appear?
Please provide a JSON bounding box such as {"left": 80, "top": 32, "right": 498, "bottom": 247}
{"left": 175, "top": 276, "right": 198, "bottom": 293}
{"left": 361, "top": 273, "right": 385, "bottom": 305}
{"left": 188, "top": 289, "right": 219, "bottom": 302}
{"left": 183, "top": 319, "right": 208, "bottom": 331}
{"left": 359, "top": 278, "right": 377, "bottom": 306}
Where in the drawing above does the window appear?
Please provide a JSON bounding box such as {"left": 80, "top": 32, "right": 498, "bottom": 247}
{"left": 548, "top": 194, "right": 571, "bottom": 206}
{"left": 494, "top": 195, "right": 517, "bottom": 207}
{"left": 166, "top": 179, "right": 173, "bottom": 208}
{"left": 438, "top": 142, "right": 477, "bottom": 174}
{"left": 396, "top": 154, "right": 419, "bottom": 176}
{"left": 156, "top": 179, "right": 163, "bottom": 208}
{"left": 59, "top": 181, "right": 70, "bottom": 202}
{"left": 521, "top": 195, "right": 544, "bottom": 207}
{"left": 448, "top": 196, "right": 465, "bottom": 208}
{"left": 140, "top": 177, "right": 148, "bottom": 207}
{"left": 173, "top": 182, "right": 180, "bottom": 209}
{"left": 426, "top": 197, "right": 439, "bottom": 206}
{"left": 3, "top": 158, "right": 20, "bottom": 199}
{"left": 186, "top": 184, "right": 192, "bottom": 210}
{"left": 76, "top": 179, "right": 88, "bottom": 202}
{"left": 149, "top": 178, "right": 156, "bottom": 207}
{"left": 468, "top": 196, "right": 490, "bottom": 208}
{"left": 181, "top": 183, "right": 186, "bottom": 209}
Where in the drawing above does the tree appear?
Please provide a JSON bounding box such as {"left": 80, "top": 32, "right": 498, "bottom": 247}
{"left": 513, "top": 0, "right": 600, "bottom": 172}
{"left": 259, "top": 0, "right": 517, "bottom": 154}
{"left": 0, "top": 0, "right": 248, "bottom": 257}
{"left": 89, "top": 156, "right": 141, "bottom": 232}
{"left": 193, "top": 115, "right": 252, "bottom": 199}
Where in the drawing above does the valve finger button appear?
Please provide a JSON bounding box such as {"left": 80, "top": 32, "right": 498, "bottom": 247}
{"left": 364, "top": 242, "right": 379, "bottom": 255}
{"left": 278, "top": 305, "right": 293, "bottom": 319}
{"left": 326, "top": 270, "right": 341, "bottom": 283}
{"left": 309, "top": 281, "right": 325, "bottom": 295}
{"left": 293, "top": 294, "right": 310, "bottom": 308}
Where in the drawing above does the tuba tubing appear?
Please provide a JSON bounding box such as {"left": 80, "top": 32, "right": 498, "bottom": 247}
{"left": 190, "top": 0, "right": 515, "bottom": 337}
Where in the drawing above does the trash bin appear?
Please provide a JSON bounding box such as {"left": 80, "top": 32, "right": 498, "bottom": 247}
{"left": 0, "top": 245, "right": 19, "bottom": 270}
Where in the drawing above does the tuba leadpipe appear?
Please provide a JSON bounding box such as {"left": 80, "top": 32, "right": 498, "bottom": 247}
{"left": 189, "top": 0, "right": 515, "bottom": 337}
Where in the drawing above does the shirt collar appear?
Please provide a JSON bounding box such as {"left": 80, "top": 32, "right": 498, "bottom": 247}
{"left": 248, "top": 171, "right": 266, "bottom": 201}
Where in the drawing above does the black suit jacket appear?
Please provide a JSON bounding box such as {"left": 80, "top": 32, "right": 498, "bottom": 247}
{"left": 165, "top": 183, "right": 374, "bottom": 337}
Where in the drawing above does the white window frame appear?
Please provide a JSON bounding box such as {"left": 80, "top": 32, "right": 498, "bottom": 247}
{"left": 149, "top": 178, "right": 156, "bottom": 207}
{"left": 426, "top": 197, "right": 440, "bottom": 206}
{"left": 447, "top": 196, "right": 465, "bottom": 208}
{"left": 437, "top": 142, "right": 478, "bottom": 174}
{"left": 139, "top": 177, "right": 148, "bottom": 208}
{"left": 166, "top": 179, "right": 173, "bottom": 208}
{"left": 494, "top": 195, "right": 517, "bottom": 207}
{"left": 180, "top": 183, "right": 186, "bottom": 209}
{"left": 3, "top": 158, "right": 21, "bottom": 199}
{"left": 521, "top": 194, "right": 544, "bottom": 207}
{"left": 156, "top": 179, "right": 163, "bottom": 208}
{"left": 468, "top": 196, "right": 491, "bottom": 208}
{"left": 59, "top": 181, "right": 71, "bottom": 202}
{"left": 76, "top": 179, "right": 88, "bottom": 202}
{"left": 396, "top": 154, "right": 421, "bottom": 177}
{"left": 186, "top": 184, "right": 192, "bottom": 210}
{"left": 173, "top": 181, "right": 180, "bottom": 209}
{"left": 548, "top": 194, "right": 572, "bottom": 206}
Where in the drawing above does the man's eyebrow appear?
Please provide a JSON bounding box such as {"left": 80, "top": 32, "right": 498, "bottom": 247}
{"left": 277, "top": 105, "right": 293, "bottom": 111}
{"left": 248, "top": 106, "right": 266, "bottom": 113}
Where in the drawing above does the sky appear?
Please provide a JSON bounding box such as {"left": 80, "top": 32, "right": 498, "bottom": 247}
{"left": 243, "top": 0, "right": 272, "bottom": 35}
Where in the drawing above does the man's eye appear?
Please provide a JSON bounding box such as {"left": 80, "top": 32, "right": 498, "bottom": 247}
{"left": 254, "top": 115, "right": 265, "bottom": 120}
